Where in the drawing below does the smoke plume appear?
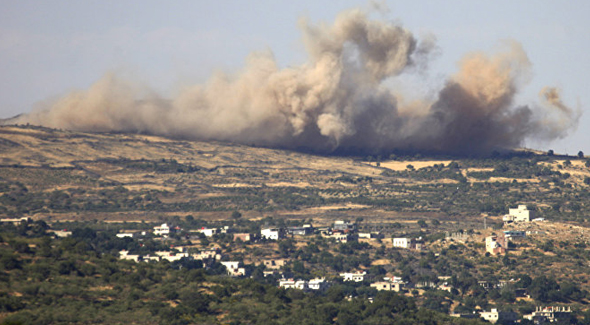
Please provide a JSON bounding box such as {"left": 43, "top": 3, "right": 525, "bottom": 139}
{"left": 14, "top": 9, "right": 579, "bottom": 155}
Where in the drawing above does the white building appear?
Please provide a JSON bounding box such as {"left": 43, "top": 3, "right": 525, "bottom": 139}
{"left": 119, "top": 250, "right": 141, "bottom": 262}
{"left": 479, "top": 309, "right": 518, "bottom": 324}
{"left": 503, "top": 205, "right": 534, "bottom": 223}
{"left": 116, "top": 233, "right": 134, "bottom": 238}
{"left": 334, "top": 220, "right": 355, "bottom": 231}
{"left": 193, "top": 249, "right": 222, "bottom": 261}
{"left": 279, "top": 278, "right": 330, "bottom": 291}
{"left": 523, "top": 306, "right": 572, "bottom": 323}
{"left": 340, "top": 271, "right": 366, "bottom": 282}
{"left": 221, "top": 261, "right": 246, "bottom": 277}
{"left": 199, "top": 227, "right": 218, "bottom": 237}
{"left": 160, "top": 252, "right": 189, "bottom": 262}
{"left": 485, "top": 236, "right": 507, "bottom": 255}
{"left": 154, "top": 223, "right": 170, "bottom": 236}
{"left": 279, "top": 279, "right": 307, "bottom": 290}
{"left": 261, "top": 227, "right": 283, "bottom": 240}
{"left": 392, "top": 237, "right": 422, "bottom": 250}
{"left": 370, "top": 281, "right": 405, "bottom": 292}
{"left": 308, "top": 278, "right": 330, "bottom": 291}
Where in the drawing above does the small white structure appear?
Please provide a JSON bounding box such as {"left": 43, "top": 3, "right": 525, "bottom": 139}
{"left": 279, "top": 279, "right": 307, "bottom": 290}
{"left": 485, "top": 236, "right": 507, "bottom": 255}
{"left": 153, "top": 223, "right": 170, "bottom": 236}
{"left": 261, "top": 227, "right": 283, "bottom": 240}
{"left": 371, "top": 282, "right": 392, "bottom": 291}
{"left": 334, "top": 220, "right": 355, "bottom": 231}
{"left": 279, "top": 278, "right": 330, "bottom": 291}
{"left": 199, "top": 227, "right": 218, "bottom": 237}
{"left": 193, "top": 249, "right": 222, "bottom": 261}
{"left": 479, "top": 309, "right": 518, "bottom": 324}
{"left": 263, "top": 259, "right": 287, "bottom": 270}
{"left": 116, "top": 233, "right": 134, "bottom": 238}
{"left": 393, "top": 238, "right": 422, "bottom": 250}
{"left": 504, "top": 205, "right": 534, "bottom": 223}
{"left": 51, "top": 230, "right": 72, "bottom": 237}
{"left": 119, "top": 250, "right": 141, "bottom": 262}
{"left": 308, "top": 278, "right": 330, "bottom": 291}
{"left": 340, "top": 271, "right": 366, "bottom": 282}
{"left": 332, "top": 232, "right": 351, "bottom": 243}
{"left": 161, "top": 252, "right": 189, "bottom": 262}
{"left": 523, "top": 306, "right": 572, "bottom": 323}
{"left": 221, "top": 261, "right": 246, "bottom": 277}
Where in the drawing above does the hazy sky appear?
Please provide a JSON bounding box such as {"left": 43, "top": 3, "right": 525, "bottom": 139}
{"left": 1, "top": 1, "right": 589, "bottom": 154}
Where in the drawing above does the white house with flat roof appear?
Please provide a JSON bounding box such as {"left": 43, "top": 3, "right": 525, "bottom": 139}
{"left": 503, "top": 205, "right": 534, "bottom": 223}
{"left": 340, "top": 271, "right": 366, "bottom": 282}
{"left": 261, "top": 227, "right": 283, "bottom": 240}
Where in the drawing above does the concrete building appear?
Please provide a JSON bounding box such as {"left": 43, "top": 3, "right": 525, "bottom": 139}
{"left": 233, "top": 233, "right": 251, "bottom": 242}
{"left": 333, "top": 220, "right": 355, "bottom": 232}
{"left": 262, "top": 259, "right": 287, "bottom": 270}
{"left": 371, "top": 281, "right": 405, "bottom": 292}
{"left": 479, "top": 309, "right": 518, "bottom": 324}
{"left": 523, "top": 306, "right": 572, "bottom": 323}
{"left": 503, "top": 230, "right": 526, "bottom": 241}
{"left": 287, "top": 225, "right": 314, "bottom": 236}
{"left": 279, "top": 278, "right": 330, "bottom": 291}
{"left": 221, "top": 261, "right": 246, "bottom": 277}
{"left": 308, "top": 278, "right": 330, "bottom": 291}
{"left": 199, "top": 227, "right": 218, "bottom": 237}
{"left": 393, "top": 237, "right": 423, "bottom": 250}
{"left": 261, "top": 227, "right": 283, "bottom": 240}
{"left": 340, "top": 271, "right": 366, "bottom": 282}
{"left": 331, "top": 232, "right": 351, "bottom": 243}
{"left": 153, "top": 223, "right": 171, "bottom": 236}
{"left": 503, "top": 205, "right": 535, "bottom": 223}
{"left": 485, "top": 235, "right": 507, "bottom": 255}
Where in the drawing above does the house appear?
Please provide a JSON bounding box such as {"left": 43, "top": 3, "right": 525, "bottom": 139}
{"left": 193, "top": 248, "right": 222, "bottom": 261}
{"left": 154, "top": 223, "right": 171, "bottom": 236}
{"left": 49, "top": 229, "right": 72, "bottom": 237}
{"left": 308, "top": 278, "right": 330, "bottom": 291}
{"left": 160, "top": 252, "right": 189, "bottom": 262}
{"left": 331, "top": 232, "right": 351, "bottom": 243}
{"left": 392, "top": 237, "right": 422, "bottom": 250}
{"left": 340, "top": 271, "right": 366, "bottom": 282}
{"left": 485, "top": 235, "right": 507, "bottom": 255}
{"left": 279, "top": 279, "right": 307, "bottom": 290}
{"left": 199, "top": 227, "right": 218, "bottom": 237}
{"left": 503, "top": 230, "right": 526, "bottom": 241}
{"left": 523, "top": 306, "right": 572, "bottom": 323}
{"left": 116, "top": 233, "right": 134, "bottom": 238}
{"left": 221, "top": 261, "right": 246, "bottom": 277}
{"left": 479, "top": 309, "right": 518, "bottom": 324}
{"left": 503, "top": 205, "right": 535, "bottom": 223}
{"left": 262, "top": 259, "right": 287, "bottom": 270}
{"left": 333, "top": 220, "right": 355, "bottom": 232}
{"left": 261, "top": 227, "right": 283, "bottom": 240}
{"left": 0, "top": 217, "right": 30, "bottom": 225}
{"left": 287, "top": 225, "right": 314, "bottom": 236}
{"left": 358, "top": 232, "right": 378, "bottom": 239}
{"left": 119, "top": 250, "right": 142, "bottom": 262}
{"left": 371, "top": 282, "right": 391, "bottom": 291}
{"left": 279, "top": 278, "right": 330, "bottom": 291}
{"left": 233, "top": 233, "right": 251, "bottom": 242}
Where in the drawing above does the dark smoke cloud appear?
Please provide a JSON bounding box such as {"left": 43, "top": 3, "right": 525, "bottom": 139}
{"left": 14, "top": 9, "right": 579, "bottom": 155}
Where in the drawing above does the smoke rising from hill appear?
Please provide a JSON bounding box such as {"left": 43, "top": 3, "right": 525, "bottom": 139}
{"left": 14, "top": 9, "right": 579, "bottom": 155}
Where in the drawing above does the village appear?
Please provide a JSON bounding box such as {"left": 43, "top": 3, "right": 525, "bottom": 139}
{"left": 46, "top": 204, "right": 570, "bottom": 324}
{"left": 2, "top": 203, "right": 585, "bottom": 323}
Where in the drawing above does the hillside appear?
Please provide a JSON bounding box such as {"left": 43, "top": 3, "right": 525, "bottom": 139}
{"left": 0, "top": 125, "right": 589, "bottom": 227}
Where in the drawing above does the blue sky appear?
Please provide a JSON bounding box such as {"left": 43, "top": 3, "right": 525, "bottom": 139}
{"left": 1, "top": 1, "right": 589, "bottom": 154}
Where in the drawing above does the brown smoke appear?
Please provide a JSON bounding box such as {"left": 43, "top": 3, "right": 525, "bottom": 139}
{"left": 14, "top": 9, "right": 579, "bottom": 155}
